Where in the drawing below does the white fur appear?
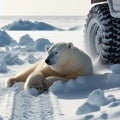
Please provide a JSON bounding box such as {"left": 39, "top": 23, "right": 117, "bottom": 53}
{"left": 6, "top": 42, "right": 93, "bottom": 93}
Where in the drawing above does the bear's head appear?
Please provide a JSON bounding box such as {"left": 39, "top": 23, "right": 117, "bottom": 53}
{"left": 45, "top": 42, "right": 73, "bottom": 71}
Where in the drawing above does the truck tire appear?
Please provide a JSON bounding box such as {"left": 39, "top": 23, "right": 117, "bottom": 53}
{"left": 85, "top": 3, "right": 120, "bottom": 63}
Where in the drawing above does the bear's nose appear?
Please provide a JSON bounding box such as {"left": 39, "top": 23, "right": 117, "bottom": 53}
{"left": 45, "top": 59, "right": 50, "bottom": 64}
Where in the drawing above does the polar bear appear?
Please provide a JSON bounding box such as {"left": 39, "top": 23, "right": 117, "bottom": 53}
{"left": 6, "top": 42, "right": 93, "bottom": 93}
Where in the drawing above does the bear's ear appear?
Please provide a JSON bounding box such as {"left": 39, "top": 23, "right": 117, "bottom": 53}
{"left": 45, "top": 45, "right": 50, "bottom": 51}
{"left": 67, "top": 42, "right": 73, "bottom": 49}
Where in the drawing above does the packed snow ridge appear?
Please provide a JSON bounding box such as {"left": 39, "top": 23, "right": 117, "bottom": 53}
{"left": 50, "top": 64, "right": 120, "bottom": 92}
{"left": 1, "top": 20, "right": 64, "bottom": 31}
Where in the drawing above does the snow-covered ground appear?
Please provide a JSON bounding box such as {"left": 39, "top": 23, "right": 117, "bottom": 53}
{"left": 0, "top": 16, "right": 120, "bottom": 120}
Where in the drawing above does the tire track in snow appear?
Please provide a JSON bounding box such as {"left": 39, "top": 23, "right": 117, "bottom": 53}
{"left": 0, "top": 83, "right": 58, "bottom": 120}
{"left": 50, "top": 93, "right": 64, "bottom": 120}
{"left": 15, "top": 92, "right": 55, "bottom": 120}
{"left": 0, "top": 89, "right": 17, "bottom": 120}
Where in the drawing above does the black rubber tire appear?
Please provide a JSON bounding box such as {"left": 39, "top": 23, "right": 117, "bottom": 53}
{"left": 84, "top": 3, "right": 120, "bottom": 63}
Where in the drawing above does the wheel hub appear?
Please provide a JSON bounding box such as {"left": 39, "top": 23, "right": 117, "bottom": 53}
{"left": 88, "top": 18, "right": 103, "bottom": 57}
{"left": 95, "top": 28, "right": 102, "bottom": 55}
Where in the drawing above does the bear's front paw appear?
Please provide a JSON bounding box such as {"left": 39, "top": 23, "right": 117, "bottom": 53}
{"left": 5, "top": 78, "right": 17, "bottom": 87}
{"left": 24, "top": 76, "right": 45, "bottom": 93}
{"left": 24, "top": 81, "right": 44, "bottom": 93}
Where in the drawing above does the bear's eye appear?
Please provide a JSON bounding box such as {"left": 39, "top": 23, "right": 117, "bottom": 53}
{"left": 55, "top": 52, "right": 58, "bottom": 54}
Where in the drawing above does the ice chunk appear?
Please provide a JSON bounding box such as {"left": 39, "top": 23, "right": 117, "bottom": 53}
{"left": 84, "top": 115, "right": 94, "bottom": 120}
{"left": 87, "top": 89, "right": 109, "bottom": 106}
{"left": 100, "top": 113, "right": 108, "bottom": 119}
{"left": 109, "top": 101, "right": 120, "bottom": 107}
{"left": 76, "top": 102, "right": 100, "bottom": 115}
{"left": 107, "top": 95, "right": 117, "bottom": 103}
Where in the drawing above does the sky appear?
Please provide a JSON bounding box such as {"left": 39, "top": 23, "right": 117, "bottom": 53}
{"left": 0, "top": 0, "right": 91, "bottom": 16}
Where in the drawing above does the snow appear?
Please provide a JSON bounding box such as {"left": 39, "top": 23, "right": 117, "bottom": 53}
{"left": 0, "top": 16, "right": 120, "bottom": 120}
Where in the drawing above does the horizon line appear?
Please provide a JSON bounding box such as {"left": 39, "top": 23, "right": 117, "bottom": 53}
{"left": 0, "top": 15, "right": 85, "bottom": 19}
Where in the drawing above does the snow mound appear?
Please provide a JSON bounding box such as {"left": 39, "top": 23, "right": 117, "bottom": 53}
{"left": 77, "top": 89, "right": 108, "bottom": 115}
{"left": 0, "top": 31, "right": 14, "bottom": 47}
{"left": 19, "top": 34, "right": 34, "bottom": 46}
{"left": 84, "top": 115, "right": 94, "bottom": 120}
{"left": 10, "top": 40, "right": 18, "bottom": 47}
{"left": 34, "top": 38, "right": 53, "bottom": 51}
{"left": 68, "top": 26, "right": 81, "bottom": 31}
{"left": 3, "top": 52, "right": 24, "bottom": 65}
{"left": 26, "top": 54, "right": 37, "bottom": 64}
{"left": 111, "top": 64, "right": 120, "bottom": 74}
{"left": 49, "top": 81, "right": 63, "bottom": 92}
{"left": 66, "top": 79, "right": 76, "bottom": 89}
{"left": 0, "top": 62, "right": 9, "bottom": 73}
{"left": 107, "top": 73, "right": 120, "bottom": 84}
{"left": 100, "top": 113, "right": 108, "bottom": 119}
{"left": 76, "top": 102, "right": 100, "bottom": 115}
{"left": 107, "top": 65, "right": 120, "bottom": 85}
{"left": 87, "top": 89, "right": 109, "bottom": 106}
{"left": 1, "top": 20, "right": 63, "bottom": 31}
{"left": 50, "top": 74, "right": 110, "bottom": 96}
{"left": 109, "top": 100, "right": 120, "bottom": 107}
{"left": 107, "top": 95, "right": 120, "bottom": 108}
{"left": 107, "top": 95, "right": 117, "bottom": 103}
{"left": 18, "top": 36, "right": 53, "bottom": 52}
{"left": 77, "top": 89, "right": 120, "bottom": 115}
